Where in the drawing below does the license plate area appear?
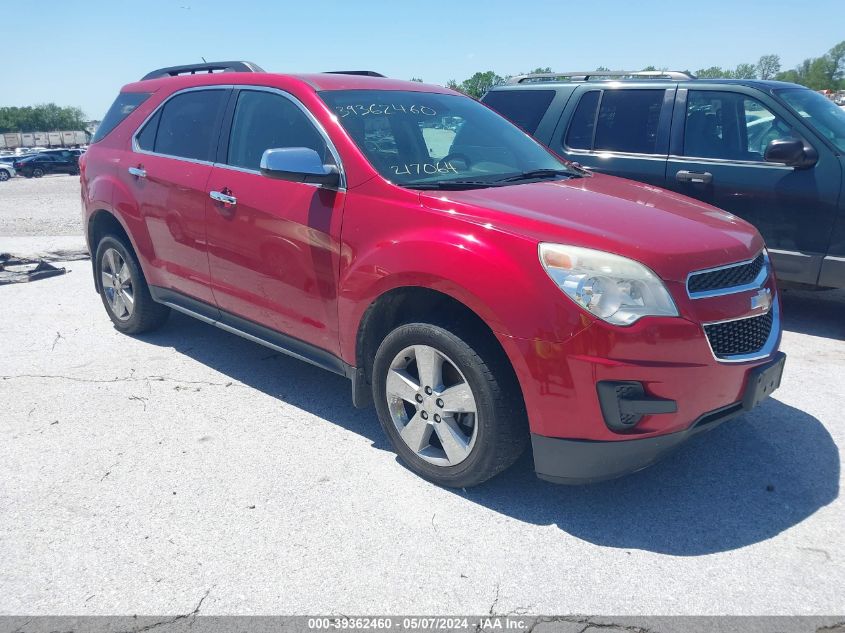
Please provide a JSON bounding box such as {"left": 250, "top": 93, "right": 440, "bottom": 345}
{"left": 742, "top": 352, "right": 786, "bottom": 411}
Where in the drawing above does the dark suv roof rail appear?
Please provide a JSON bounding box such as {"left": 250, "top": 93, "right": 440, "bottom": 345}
{"left": 323, "top": 70, "right": 386, "bottom": 77}
{"left": 140, "top": 61, "right": 265, "bottom": 81}
{"left": 506, "top": 70, "right": 695, "bottom": 84}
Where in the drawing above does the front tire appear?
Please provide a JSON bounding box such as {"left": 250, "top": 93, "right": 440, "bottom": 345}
{"left": 0, "top": 170, "right": 9, "bottom": 182}
{"left": 372, "top": 322, "right": 527, "bottom": 487}
{"left": 94, "top": 235, "right": 170, "bottom": 334}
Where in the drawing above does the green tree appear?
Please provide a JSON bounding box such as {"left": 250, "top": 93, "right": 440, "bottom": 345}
{"left": 0, "top": 103, "right": 87, "bottom": 133}
{"left": 445, "top": 79, "right": 463, "bottom": 93}
{"left": 756, "top": 54, "right": 781, "bottom": 80}
{"left": 459, "top": 71, "right": 503, "bottom": 98}
{"left": 695, "top": 66, "right": 734, "bottom": 78}
{"left": 776, "top": 40, "right": 845, "bottom": 89}
{"left": 733, "top": 63, "right": 757, "bottom": 79}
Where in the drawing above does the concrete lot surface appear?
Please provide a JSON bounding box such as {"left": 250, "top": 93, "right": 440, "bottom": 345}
{"left": 0, "top": 176, "right": 82, "bottom": 238}
{"left": 0, "top": 257, "right": 843, "bottom": 615}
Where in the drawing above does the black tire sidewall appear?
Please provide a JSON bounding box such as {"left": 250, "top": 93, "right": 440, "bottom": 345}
{"left": 372, "top": 323, "right": 508, "bottom": 487}
{"left": 32, "top": 168, "right": 43, "bottom": 178}
{"left": 95, "top": 235, "right": 151, "bottom": 333}
{"left": 0, "top": 170, "right": 9, "bottom": 181}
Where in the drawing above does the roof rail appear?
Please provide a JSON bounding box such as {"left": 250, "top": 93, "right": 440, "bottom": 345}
{"left": 507, "top": 70, "right": 695, "bottom": 85}
{"left": 323, "top": 70, "right": 386, "bottom": 78}
{"left": 141, "top": 61, "right": 265, "bottom": 81}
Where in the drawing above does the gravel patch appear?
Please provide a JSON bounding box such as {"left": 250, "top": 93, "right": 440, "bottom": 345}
{"left": 0, "top": 175, "right": 82, "bottom": 237}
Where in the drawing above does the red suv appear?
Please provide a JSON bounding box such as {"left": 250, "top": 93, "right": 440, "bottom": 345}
{"left": 81, "top": 62, "right": 785, "bottom": 487}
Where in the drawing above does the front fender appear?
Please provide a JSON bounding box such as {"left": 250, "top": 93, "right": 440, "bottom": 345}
{"left": 336, "top": 196, "right": 592, "bottom": 364}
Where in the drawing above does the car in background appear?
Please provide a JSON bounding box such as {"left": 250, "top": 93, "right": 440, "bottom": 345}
{"left": 0, "top": 162, "right": 14, "bottom": 181}
{"left": 482, "top": 70, "right": 845, "bottom": 289}
{"left": 13, "top": 153, "right": 79, "bottom": 177}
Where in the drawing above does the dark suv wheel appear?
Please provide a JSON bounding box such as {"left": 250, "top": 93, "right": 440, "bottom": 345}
{"left": 372, "top": 322, "right": 528, "bottom": 487}
{"left": 32, "top": 167, "right": 44, "bottom": 178}
{"left": 95, "top": 235, "right": 170, "bottom": 334}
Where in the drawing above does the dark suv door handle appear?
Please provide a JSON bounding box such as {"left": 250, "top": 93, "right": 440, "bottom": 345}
{"left": 676, "top": 170, "right": 712, "bottom": 184}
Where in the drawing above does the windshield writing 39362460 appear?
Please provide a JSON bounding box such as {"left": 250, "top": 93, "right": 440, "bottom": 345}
{"left": 335, "top": 104, "right": 437, "bottom": 117}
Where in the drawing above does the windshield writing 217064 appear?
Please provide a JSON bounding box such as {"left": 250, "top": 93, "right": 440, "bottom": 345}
{"left": 390, "top": 162, "right": 459, "bottom": 176}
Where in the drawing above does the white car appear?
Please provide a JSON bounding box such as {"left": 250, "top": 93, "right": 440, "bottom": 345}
{"left": 0, "top": 163, "right": 15, "bottom": 182}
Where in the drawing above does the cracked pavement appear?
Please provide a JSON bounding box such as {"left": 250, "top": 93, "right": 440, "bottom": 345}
{"left": 0, "top": 255, "right": 843, "bottom": 615}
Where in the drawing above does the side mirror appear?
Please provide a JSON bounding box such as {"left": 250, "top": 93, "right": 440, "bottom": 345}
{"left": 260, "top": 147, "right": 340, "bottom": 187}
{"left": 764, "top": 137, "right": 818, "bottom": 169}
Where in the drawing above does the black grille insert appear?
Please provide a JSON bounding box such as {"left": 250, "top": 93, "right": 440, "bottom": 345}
{"left": 704, "top": 310, "right": 774, "bottom": 358}
{"left": 688, "top": 252, "right": 765, "bottom": 295}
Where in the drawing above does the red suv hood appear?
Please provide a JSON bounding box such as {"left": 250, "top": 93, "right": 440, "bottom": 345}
{"left": 419, "top": 174, "right": 764, "bottom": 283}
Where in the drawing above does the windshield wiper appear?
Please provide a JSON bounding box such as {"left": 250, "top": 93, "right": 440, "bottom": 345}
{"left": 403, "top": 180, "right": 501, "bottom": 190}
{"left": 493, "top": 169, "right": 576, "bottom": 183}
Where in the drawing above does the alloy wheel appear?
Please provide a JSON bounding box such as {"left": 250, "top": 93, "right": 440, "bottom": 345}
{"left": 385, "top": 344, "right": 479, "bottom": 467}
{"left": 101, "top": 247, "right": 135, "bottom": 321}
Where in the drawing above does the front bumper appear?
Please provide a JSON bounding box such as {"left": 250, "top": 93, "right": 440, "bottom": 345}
{"left": 532, "top": 401, "right": 743, "bottom": 484}
{"left": 532, "top": 351, "right": 786, "bottom": 484}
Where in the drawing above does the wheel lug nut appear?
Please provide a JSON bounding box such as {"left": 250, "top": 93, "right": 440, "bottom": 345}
{"left": 424, "top": 386, "right": 433, "bottom": 395}
{"left": 436, "top": 398, "right": 444, "bottom": 408}
{"left": 415, "top": 394, "right": 423, "bottom": 403}
{"left": 421, "top": 411, "right": 429, "bottom": 420}
{"left": 434, "top": 414, "right": 441, "bottom": 423}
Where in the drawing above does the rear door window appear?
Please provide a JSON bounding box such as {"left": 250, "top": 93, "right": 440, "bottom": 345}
{"left": 481, "top": 90, "right": 555, "bottom": 134}
{"left": 594, "top": 90, "right": 665, "bottom": 154}
{"left": 146, "top": 89, "right": 229, "bottom": 162}
{"left": 565, "top": 89, "right": 666, "bottom": 154}
{"left": 565, "top": 90, "right": 600, "bottom": 149}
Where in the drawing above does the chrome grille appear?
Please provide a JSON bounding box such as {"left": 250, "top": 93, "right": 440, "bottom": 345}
{"left": 687, "top": 252, "right": 766, "bottom": 298}
{"left": 703, "top": 310, "right": 774, "bottom": 359}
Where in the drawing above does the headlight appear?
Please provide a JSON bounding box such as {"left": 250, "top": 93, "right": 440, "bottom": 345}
{"left": 539, "top": 243, "right": 678, "bottom": 326}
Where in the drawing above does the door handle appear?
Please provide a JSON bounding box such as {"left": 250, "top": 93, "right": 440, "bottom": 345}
{"left": 127, "top": 166, "right": 146, "bottom": 178}
{"left": 675, "top": 170, "right": 712, "bottom": 184}
{"left": 209, "top": 190, "right": 237, "bottom": 206}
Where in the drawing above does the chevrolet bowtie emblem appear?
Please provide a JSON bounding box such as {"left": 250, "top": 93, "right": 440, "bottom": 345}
{"left": 751, "top": 288, "right": 772, "bottom": 312}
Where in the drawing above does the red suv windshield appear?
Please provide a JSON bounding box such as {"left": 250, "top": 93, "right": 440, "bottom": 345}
{"left": 319, "top": 89, "right": 573, "bottom": 187}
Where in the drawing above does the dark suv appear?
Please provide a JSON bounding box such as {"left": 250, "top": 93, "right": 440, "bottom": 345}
{"left": 482, "top": 70, "right": 845, "bottom": 289}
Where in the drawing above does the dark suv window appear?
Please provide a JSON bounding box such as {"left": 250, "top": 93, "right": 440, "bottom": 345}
{"left": 227, "top": 90, "right": 328, "bottom": 171}
{"left": 565, "top": 91, "right": 600, "bottom": 149}
{"left": 142, "top": 89, "right": 228, "bottom": 162}
{"left": 482, "top": 90, "right": 555, "bottom": 134}
{"left": 565, "top": 89, "right": 666, "bottom": 154}
{"left": 684, "top": 90, "right": 793, "bottom": 161}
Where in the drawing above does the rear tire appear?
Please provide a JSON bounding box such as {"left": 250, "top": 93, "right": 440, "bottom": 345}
{"left": 372, "top": 322, "right": 528, "bottom": 487}
{"left": 94, "top": 235, "right": 170, "bottom": 334}
{"left": 0, "top": 170, "right": 9, "bottom": 182}
{"left": 32, "top": 167, "right": 44, "bottom": 178}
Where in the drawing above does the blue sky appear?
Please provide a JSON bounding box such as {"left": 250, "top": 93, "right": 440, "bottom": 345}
{"left": 5, "top": 0, "right": 843, "bottom": 119}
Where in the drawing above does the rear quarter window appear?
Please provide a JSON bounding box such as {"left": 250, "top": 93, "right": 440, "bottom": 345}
{"left": 92, "top": 92, "right": 151, "bottom": 143}
{"left": 482, "top": 89, "right": 555, "bottom": 134}
{"left": 149, "top": 89, "right": 228, "bottom": 162}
